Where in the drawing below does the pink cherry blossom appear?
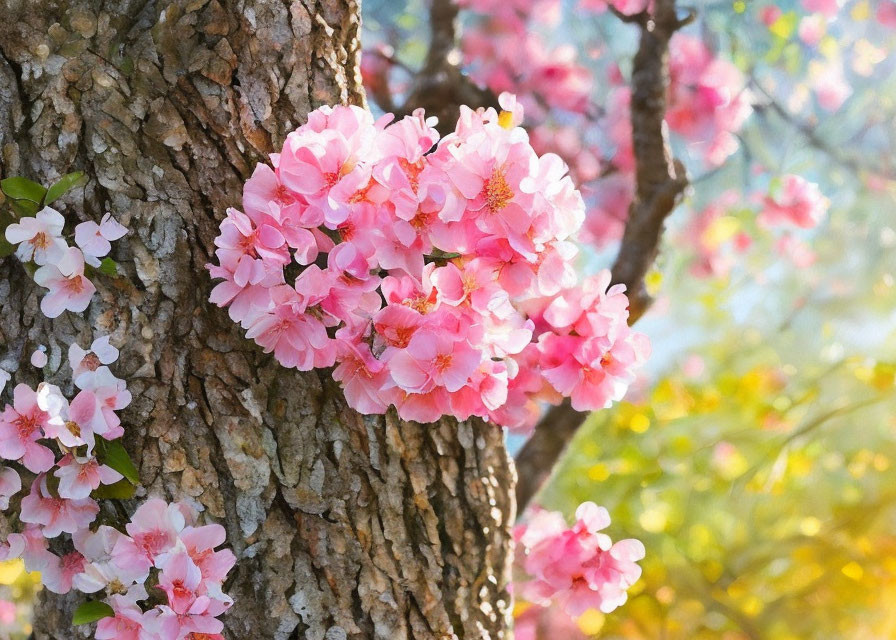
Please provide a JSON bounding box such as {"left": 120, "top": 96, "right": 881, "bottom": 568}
{"left": 278, "top": 105, "right": 379, "bottom": 227}
{"left": 20, "top": 474, "right": 99, "bottom": 538}
{"left": 243, "top": 288, "right": 337, "bottom": 370}
{"left": 95, "top": 586, "right": 156, "bottom": 640}
{"left": 172, "top": 524, "right": 237, "bottom": 584}
{"left": 73, "top": 525, "right": 148, "bottom": 594}
{"left": 69, "top": 335, "right": 120, "bottom": 389}
{"left": 36, "top": 382, "right": 93, "bottom": 451}
{"left": 68, "top": 375, "right": 130, "bottom": 443}
{"left": 40, "top": 550, "right": 86, "bottom": 594}
{"left": 760, "top": 175, "right": 828, "bottom": 228}
{"left": 515, "top": 502, "right": 645, "bottom": 616}
{"left": 32, "top": 247, "right": 97, "bottom": 318}
{"left": 157, "top": 549, "right": 205, "bottom": 614}
{"left": 4, "top": 206, "right": 67, "bottom": 265}
{"left": 389, "top": 330, "right": 482, "bottom": 395}
{"left": 0, "top": 383, "right": 55, "bottom": 473}
{"left": 332, "top": 337, "right": 395, "bottom": 414}
{"left": 10, "top": 525, "right": 52, "bottom": 570}
{"left": 54, "top": 454, "right": 123, "bottom": 500}
{"left": 74, "top": 213, "right": 128, "bottom": 265}
{"left": 113, "top": 498, "right": 188, "bottom": 574}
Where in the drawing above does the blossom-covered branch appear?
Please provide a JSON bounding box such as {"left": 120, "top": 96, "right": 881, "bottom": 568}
{"left": 515, "top": 0, "right": 692, "bottom": 512}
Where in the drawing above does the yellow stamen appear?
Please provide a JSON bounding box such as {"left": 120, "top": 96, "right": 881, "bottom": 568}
{"left": 484, "top": 167, "right": 514, "bottom": 213}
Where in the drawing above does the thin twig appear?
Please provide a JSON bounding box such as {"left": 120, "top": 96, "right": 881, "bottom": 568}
{"left": 749, "top": 76, "right": 895, "bottom": 180}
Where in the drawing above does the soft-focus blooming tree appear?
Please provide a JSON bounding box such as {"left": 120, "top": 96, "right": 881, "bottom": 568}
{"left": 361, "top": 0, "right": 896, "bottom": 637}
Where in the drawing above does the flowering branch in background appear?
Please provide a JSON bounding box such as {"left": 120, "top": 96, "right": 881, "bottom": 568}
{"left": 515, "top": 0, "right": 697, "bottom": 511}
{"left": 514, "top": 502, "right": 645, "bottom": 616}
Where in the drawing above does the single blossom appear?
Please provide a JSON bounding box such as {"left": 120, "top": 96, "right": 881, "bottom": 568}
{"left": 32, "top": 247, "right": 97, "bottom": 318}
{"left": 20, "top": 474, "right": 99, "bottom": 538}
{"left": 74, "top": 213, "right": 128, "bottom": 265}
{"left": 4, "top": 207, "right": 67, "bottom": 265}
{"left": 0, "top": 383, "right": 55, "bottom": 473}
{"left": 54, "top": 454, "right": 123, "bottom": 500}
{"left": 40, "top": 550, "right": 86, "bottom": 594}
{"left": 113, "top": 498, "right": 188, "bottom": 573}
{"left": 73, "top": 525, "right": 147, "bottom": 594}
{"left": 69, "top": 335, "right": 120, "bottom": 389}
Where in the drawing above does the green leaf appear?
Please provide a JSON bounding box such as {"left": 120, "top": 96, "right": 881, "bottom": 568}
{"left": 72, "top": 601, "right": 114, "bottom": 626}
{"left": 95, "top": 437, "right": 140, "bottom": 485}
{"left": 9, "top": 199, "right": 39, "bottom": 217}
{"left": 92, "top": 478, "right": 137, "bottom": 500}
{"left": 98, "top": 257, "right": 118, "bottom": 277}
{"left": 0, "top": 210, "right": 15, "bottom": 258}
{"left": 0, "top": 177, "right": 46, "bottom": 203}
{"left": 44, "top": 171, "right": 87, "bottom": 206}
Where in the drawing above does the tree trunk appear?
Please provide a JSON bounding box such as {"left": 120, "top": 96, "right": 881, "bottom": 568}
{"left": 0, "top": 1, "right": 515, "bottom": 638}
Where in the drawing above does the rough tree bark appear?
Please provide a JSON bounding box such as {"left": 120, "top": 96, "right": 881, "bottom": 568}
{"left": 0, "top": 1, "right": 515, "bottom": 639}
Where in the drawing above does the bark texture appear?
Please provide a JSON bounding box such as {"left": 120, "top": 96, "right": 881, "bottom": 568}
{"left": 0, "top": 1, "right": 515, "bottom": 638}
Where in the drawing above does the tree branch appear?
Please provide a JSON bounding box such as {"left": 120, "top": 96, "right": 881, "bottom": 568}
{"left": 515, "top": 0, "right": 690, "bottom": 513}
{"left": 749, "top": 76, "right": 896, "bottom": 181}
{"left": 397, "top": 0, "right": 498, "bottom": 135}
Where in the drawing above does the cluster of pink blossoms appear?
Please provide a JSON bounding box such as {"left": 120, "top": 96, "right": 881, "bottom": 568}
{"left": 680, "top": 174, "right": 828, "bottom": 278}
{"left": 514, "top": 502, "right": 645, "bottom": 615}
{"left": 3, "top": 198, "right": 233, "bottom": 638}
{"left": 665, "top": 35, "right": 753, "bottom": 168}
{"left": 208, "top": 97, "right": 648, "bottom": 430}
{"left": 4, "top": 208, "right": 126, "bottom": 318}
{"left": 86, "top": 499, "right": 234, "bottom": 640}
{"left": 460, "top": 0, "right": 591, "bottom": 119}
{"left": 579, "top": 0, "right": 651, "bottom": 16}
{"left": 0, "top": 336, "right": 234, "bottom": 639}
{"left": 759, "top": 174, "right": 829, "bottom": 229}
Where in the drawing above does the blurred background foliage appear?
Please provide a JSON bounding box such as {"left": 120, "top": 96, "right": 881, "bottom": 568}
{"left": 363, "top": 0, "right": 896, "bottom": 638}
